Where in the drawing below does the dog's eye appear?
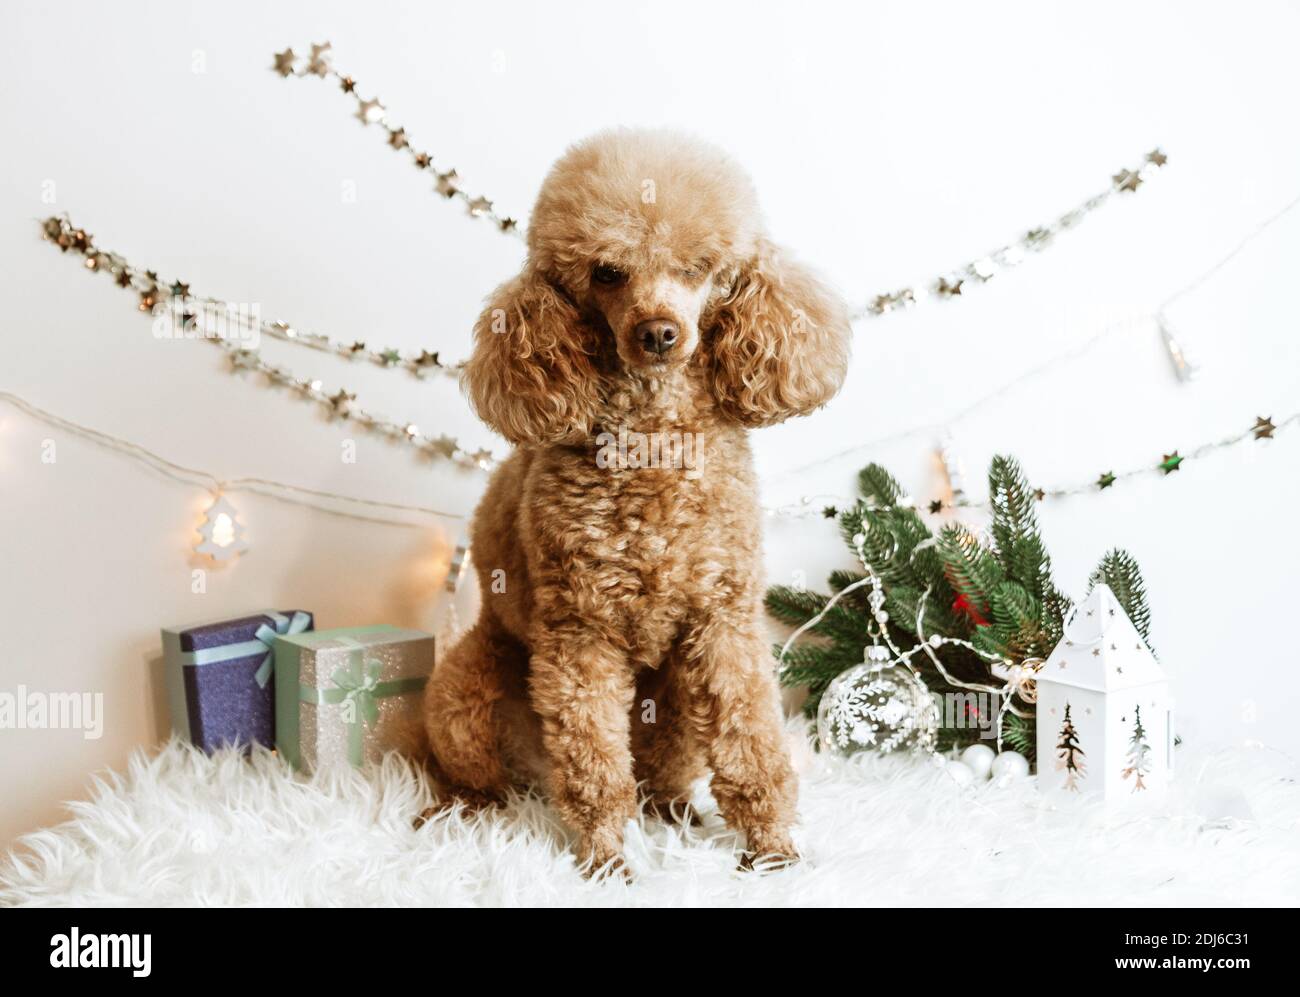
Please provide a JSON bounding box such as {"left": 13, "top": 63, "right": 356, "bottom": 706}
{"left": 592, "top": 264, "right": 624, "bottom": 285}
{"left": 680, "top": 260, "right": 712, "bottom": 280}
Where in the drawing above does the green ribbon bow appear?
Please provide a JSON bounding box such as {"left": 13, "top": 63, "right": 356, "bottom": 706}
{"left": 298, "top": 637, "right": 425, "bottom": 765}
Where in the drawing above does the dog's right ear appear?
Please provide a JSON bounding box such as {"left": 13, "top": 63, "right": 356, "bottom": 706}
{"left": 461, "top": 269, "right": 601, "bottom": 446}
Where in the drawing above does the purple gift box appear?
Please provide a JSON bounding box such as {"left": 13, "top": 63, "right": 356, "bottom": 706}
{"left": 161, "top": 610, "right": 313, "bottom": 753}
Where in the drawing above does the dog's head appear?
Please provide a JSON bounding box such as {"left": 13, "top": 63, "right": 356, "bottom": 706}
{"left": 464, "top": 129, "right": 851, "bottom": 445}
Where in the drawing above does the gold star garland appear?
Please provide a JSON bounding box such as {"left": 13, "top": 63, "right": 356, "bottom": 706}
{"left": 766, "top": 411, "right": 1296, "bottom": 519}
{"left": 271, "top": 42, "right": 1169, "bottom": 322}
{"left": 42, "top": 216, "right": 463, "bottom": 379}
{"left": 40, "top": 215, "right": 493, "bottom": 472}
{"left": 274, "top": 44, "right": 521, "bottom": 237}
{"left": 861, "top": 149, "right": 1169, "bottom": 318}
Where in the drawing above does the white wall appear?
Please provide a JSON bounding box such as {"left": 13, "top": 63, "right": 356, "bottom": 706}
{"left": 3, "top": 0, "right": 1298, "bottom": 847}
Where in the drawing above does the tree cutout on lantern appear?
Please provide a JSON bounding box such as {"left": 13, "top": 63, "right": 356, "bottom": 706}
{"left": 1036, "top": 583, "right": 1172, "bottom": 800}
{"left": 195, "top": 494, "right": 250, "bottom": 561}
{"left": 1122, "top": 706, "right": 1151, "bottom": 792}
{"left": 1055, "top": 704, "right": 1086, "bottom": 791}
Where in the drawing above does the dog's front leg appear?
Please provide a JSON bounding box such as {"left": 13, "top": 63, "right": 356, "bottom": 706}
{"left": 681, "top": 618, "right": 799, "bottom": 865}
{"left": 528, "top": 629, "right": 637, "bottom": 874}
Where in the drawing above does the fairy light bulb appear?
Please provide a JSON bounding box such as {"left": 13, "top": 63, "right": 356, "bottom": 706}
{"left": 195, "top": 493, "right": 250, "bottom": 561}
{"left": 211, "top": 511, "right": 235, "bottom": 548}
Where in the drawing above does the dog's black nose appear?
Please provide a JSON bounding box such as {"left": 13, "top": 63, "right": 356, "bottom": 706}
{"left": 637, "top": 319, "right": 679, "bottom": 356}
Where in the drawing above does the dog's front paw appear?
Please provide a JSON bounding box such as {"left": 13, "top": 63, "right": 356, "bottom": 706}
{"left": 738, "top": 830, "right": 799, "bottom": 873}
{"left": 644, "top": 795, "right": 703, "bottom": 827}
{"left": 578, "top": 825, "right": 630, "bottom": 881}
{"left": 413, "top": 786, "right": 503, "bottom": 828}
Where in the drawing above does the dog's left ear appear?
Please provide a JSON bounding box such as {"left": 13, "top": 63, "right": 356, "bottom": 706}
{"left": 706, "top": 238, "right": 851, "bottom": 427}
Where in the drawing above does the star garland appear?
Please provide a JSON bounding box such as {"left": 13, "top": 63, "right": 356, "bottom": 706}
{"left": 861, "top": 149, "right": 1168, "bottom": 318}
{"left": 220, "top": 339, "right": 493, "bottom": 471}
{"left": 271, "top": 42, "right": 1164, "bottom": 323}
{"left": 273, "top": 43, "right": 521, "bottom": 237}
{"left": 924, "top": 413, "right": 1292, "bottom": 512}
{"left": 40, "top": 215, "right": 493, "bottom": 471}
{"left": 766, "top": 411, "right": 1296, "bottom": 519}
{"left": 41, "top": 215, "right": 463, "bottom": 380}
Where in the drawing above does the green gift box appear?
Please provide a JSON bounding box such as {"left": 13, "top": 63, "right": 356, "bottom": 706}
{"left": 274, "top": 625, "right": 434, "bottom": 771}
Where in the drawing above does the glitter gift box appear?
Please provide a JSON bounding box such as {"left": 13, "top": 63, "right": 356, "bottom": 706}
{"left": 274, "top": 625, "right": 433, "bottom": 771}
{"left": 162, "top": 609, "right": 314, "bottom": 753}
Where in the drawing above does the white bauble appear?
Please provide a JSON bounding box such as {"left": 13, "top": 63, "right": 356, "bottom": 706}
{"left": 991, "top": 750, "right": 1030, "bottom": 783}
{"left": 945, "top": 760, "right": 976, "bottom": 786}
{"left": 960, "top": 743, "right": 996, "bottom": 779}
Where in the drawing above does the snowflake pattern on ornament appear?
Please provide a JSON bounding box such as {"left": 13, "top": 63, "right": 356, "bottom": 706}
{"left": 850, "top": 721, "right": 875, "bottom": 746}
{"left": 818, "top": 663, "right": 937, "bottom": 756}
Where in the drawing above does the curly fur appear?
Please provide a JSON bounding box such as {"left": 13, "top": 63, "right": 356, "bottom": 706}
{"left": 425, "top": 128, "right": 851, "bottom": 872}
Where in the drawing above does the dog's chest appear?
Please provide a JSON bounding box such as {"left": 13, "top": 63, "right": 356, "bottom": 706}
{"left": 524, "top": 437, "right": 758, "bottom": 631}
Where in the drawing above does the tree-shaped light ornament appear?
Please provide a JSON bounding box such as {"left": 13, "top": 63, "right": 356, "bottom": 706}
{"left": 195, "top": 493, "right": 250, "bottom": 561}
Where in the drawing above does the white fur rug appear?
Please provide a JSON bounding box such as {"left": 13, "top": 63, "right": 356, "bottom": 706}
{"left": 3, "top": 728, "right": 1298, "bottom": 907}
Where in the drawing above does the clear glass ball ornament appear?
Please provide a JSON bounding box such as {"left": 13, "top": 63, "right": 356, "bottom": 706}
{"left": 817, "top": 660, "right": 940, "bottom": 757}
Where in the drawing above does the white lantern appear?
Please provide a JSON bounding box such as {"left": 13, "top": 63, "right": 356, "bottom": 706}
{"left": 1035, "top": 583, "right": 1172, "bottom": 800}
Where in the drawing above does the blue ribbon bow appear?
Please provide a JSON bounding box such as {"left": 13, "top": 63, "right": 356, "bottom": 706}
{"left": 252, "top": 610, "right": 312, "bottom": 687}
{"left": 177, "top": 610, "right": 311, "bottom": 688}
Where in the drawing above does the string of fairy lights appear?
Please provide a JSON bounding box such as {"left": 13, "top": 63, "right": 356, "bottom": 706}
{"left": 0, "top": 390, "right": 473, "bottom": 589}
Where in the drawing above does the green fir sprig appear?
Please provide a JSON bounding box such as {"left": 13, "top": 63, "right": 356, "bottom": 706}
{"left": 766, "top": 455, "right": 1154, "bottom": 759}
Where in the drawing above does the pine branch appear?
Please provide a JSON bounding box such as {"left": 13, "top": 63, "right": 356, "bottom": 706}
{"left": 827, "top": 569, "right": 872, "bottom": 615}
{"left": 1040, "top": 585, "right": 1074, "bottom": 647}
{"left": 988, "top": 580, "right": 1039, "bottom": 641}
{"left": 937, "top": 523, "right": 1004, "bottom": 620}
{"left": 764, "top": 585, "right": 829, "bottom": 628}
{"left": 764, "top": 586, "right": 872, "bottom": 649}
{"left": 1089, "top": 548, "right": 1155, "bottom": 651}
{"left": 858, "top": 463, "right": 903, "bottom": 507}
{"left": 1002, "top": 712, "right": 1036, "bottom": 762}
{"left": 987, "top": 455, "right": 1052, "bottom": 602}
{"left": 774, "top": 641, "right": 858, "bottom": 689}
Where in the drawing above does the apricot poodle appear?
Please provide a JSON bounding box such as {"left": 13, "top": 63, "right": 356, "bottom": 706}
{"left": 424, "top": 128, "right": 852, "bottom": 871}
